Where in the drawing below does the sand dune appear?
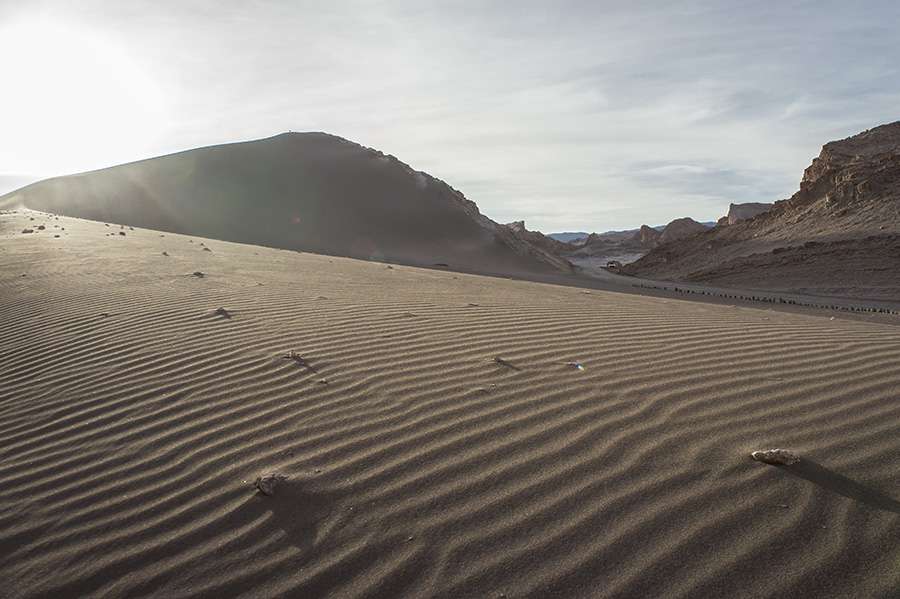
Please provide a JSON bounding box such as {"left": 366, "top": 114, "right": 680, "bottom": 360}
{"left": 2, "top": 210, "right": 899, "bottom": 598}
{"left": 0, "top": 133, "right": 571, "bottom": 277}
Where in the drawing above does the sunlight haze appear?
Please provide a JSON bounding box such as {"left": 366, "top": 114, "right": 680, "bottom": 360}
{"left": 2, "top": 0, "right": 899, "bottom": 231}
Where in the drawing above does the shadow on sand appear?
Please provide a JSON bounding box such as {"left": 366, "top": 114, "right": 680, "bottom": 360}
{"left": 781, "top": 460, "right": 900, "bottom": 514}
{"left": 239, "top": 478, "right": 338, "bottom": 550}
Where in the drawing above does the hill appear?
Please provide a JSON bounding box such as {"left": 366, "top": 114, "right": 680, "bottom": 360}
{"left": 0, "top": 133, "right": 571, "bottom": 276}
{"left": 656, "top": 217, "right": 708, "bottom": 244}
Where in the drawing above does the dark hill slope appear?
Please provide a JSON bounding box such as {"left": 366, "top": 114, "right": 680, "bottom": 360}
{"left": 1, "top": 133, "right": 571, "bottom": 276}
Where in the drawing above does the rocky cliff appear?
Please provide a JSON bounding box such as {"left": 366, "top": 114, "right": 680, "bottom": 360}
{"left": 622, "top": 121, "right": 900, "bottom": 299}
{"left": 724, "top": 202, "right": 773, "bottom": 225}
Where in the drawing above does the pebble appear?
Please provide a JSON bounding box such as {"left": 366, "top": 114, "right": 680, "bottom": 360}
{"left": 255, "top": 473, "right": 287, "bottom": 496}
{"left": 751, "top": 448, "right": 799, "bottom": 465}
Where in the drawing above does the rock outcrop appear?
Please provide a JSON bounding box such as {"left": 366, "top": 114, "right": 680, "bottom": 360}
{"left": 724, "top": 202, "right": 773, "bottom": 225}
{"left": 632, "top": 224, "right": 662, "bottom": 248}
{"left": 750, "top": 449, "right": 799, "bottom": 466}
{"left": 622, "top": 121, "right": 900, "bottom": 299}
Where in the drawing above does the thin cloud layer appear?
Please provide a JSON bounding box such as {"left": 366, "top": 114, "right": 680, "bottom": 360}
{"left": 1, "top": 0, "right": 898, "bottom": 230}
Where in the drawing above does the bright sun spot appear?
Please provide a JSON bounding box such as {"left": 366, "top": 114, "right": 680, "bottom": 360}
{"left": 0, "top": 18, "right": 167, "bottom": 175}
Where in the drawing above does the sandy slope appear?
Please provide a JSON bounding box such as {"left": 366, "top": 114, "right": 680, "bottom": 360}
{"left": 0, "top": 133, "right": 571, "bottom": 277}
{"left": 1, "top": 210, "right": 899, "bottom": 599}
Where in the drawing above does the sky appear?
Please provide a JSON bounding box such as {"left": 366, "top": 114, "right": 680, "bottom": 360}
{"left": 1, "top": 1, "right": 899, "bottom": 232}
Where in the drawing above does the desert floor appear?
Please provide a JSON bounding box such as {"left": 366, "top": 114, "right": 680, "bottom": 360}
{"left": 2, "top": 210, "right": 899, "bottom": 598}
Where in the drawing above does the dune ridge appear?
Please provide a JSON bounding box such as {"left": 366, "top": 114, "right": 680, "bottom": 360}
{"left": 1, "top": 210, "right": 899, "bottom": 598}
{"left": 0, "top": 132, "right": 572, "bottom": 277}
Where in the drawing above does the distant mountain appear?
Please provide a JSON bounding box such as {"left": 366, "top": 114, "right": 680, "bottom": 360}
{"left": 624, "top": 122, "right": 900, "bottom": 298}
{"left": 551, "top": 220, "right": 714, "bottom": 244}
{"left": 0, "top": 133, "right": 572, "bottom": 276}
{"left": 547, "top": 231, "right": 589, "bottom": 243}
{"left": 657, "top": 222, "right": 715, "bottom": 230}
{"left": 560, "top": 217, "right": 717, "bottom": 270}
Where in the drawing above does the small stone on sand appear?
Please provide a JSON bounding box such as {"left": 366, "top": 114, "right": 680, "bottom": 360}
{"left": 493, "top": 356, "right": 520, "bottom": 371}
{"left": 751, "top": 448, "right": 799, "bottom": 465}
{"left": 283, "top": 351, "right": 317, "bottom": 372}
{"left": 255, "top": 473, "right": 287, "bottom": 496}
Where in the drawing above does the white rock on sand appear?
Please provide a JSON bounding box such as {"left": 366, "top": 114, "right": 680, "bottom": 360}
{"left": 750, "top": 448, "right": 800, "bottom": 465}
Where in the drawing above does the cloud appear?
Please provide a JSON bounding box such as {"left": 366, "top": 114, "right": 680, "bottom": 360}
{"left": 2, "top": 0, "right": 899, "bottom": 231}
{"left": 627, "top": 161, "right": 792, "bottom": 219}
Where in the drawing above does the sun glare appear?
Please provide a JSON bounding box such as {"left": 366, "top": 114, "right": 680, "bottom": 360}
{"left": 0, "top": 18, "right": 167, "bottom": 174}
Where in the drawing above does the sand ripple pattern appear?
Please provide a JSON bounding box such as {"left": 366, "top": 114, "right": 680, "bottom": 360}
{"left": 1, "top": 212, "right": 900, "bottom": 598}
